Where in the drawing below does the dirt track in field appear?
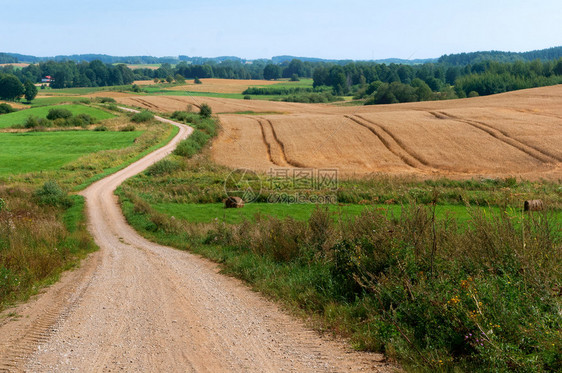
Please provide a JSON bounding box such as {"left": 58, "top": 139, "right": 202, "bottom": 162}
{"left": 0, "top": 110, "right": 391, "bottom": 372}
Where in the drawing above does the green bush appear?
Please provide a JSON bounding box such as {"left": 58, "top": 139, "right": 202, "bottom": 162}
{"left": 46, "top": 107, "right": 73, "bottom": 120}
{"left": 34, "top": 181, "right": 72, "bottom": 207}
{"left": 96, "top": 97, "right": 116, "bottom": 103}
{"left": 0, "top": 103, "right": 15, "bottom": 114}
{"left": 0, "top": 197, "right": 5, "bottom": 212}
{"left": 120, "top": 124, "right": 135, "bottom": 132}
{"left": 130, "top": 84, "right": 145, "bottom": 93}
{"left": 171, "top": 111, "right": 197, "bottom": 123}
{"left": 24, "top": 116, "right": 51, "bottom": 129}
{"left": 199, "top": 103, "right": 212, "bottom": 118}
{"left": 76, "top": 113, "right": 94, "bottom": 125}
{"left": 94, "top": 125, "right": 108, "bottom": 131}
{"left": 243, "top": 95, "right": 251, "bottom": 100}
{"left": 131, "top": 110, "right": 154, "bottom": 123}
{"left": 145, "top": 159, "right": 181, "bottom": 176}
{"left": 105, "top": 103, "right": 119, "bottom": 111}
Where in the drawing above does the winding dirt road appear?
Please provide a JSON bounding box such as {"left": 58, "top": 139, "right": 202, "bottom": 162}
{"left": 0, "top": 111, "right": 390, "bottom": 372}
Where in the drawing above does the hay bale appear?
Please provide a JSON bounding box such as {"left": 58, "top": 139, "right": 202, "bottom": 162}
{"left": 524, "top": 199, "right": 544, "bottom": 211}
{"left": 224, "top": 196, "right": 244, "bottom": 209}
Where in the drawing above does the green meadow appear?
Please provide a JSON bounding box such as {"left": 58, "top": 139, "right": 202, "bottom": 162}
{"left": 0, "top": 131, "right": 140, "bottom": 175}
{"left": 151, "top": 202, "right": 541, "bottom": 225}
{"left": 0, "top": 104, "right": 115, "bottom": 128}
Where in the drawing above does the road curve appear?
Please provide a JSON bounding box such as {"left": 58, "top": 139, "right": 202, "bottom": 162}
{"left": 1, "top": 109, "right": 390, "bottom": 372}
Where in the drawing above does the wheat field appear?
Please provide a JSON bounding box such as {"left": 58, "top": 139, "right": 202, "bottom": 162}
{"left": 113, "top": 85, "right": 562, "bottom": 179}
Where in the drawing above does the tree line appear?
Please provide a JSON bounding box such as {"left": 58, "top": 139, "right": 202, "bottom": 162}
{"left": 312, "top": 58, "right": 562, "bottom": 104}
{"left": 2, "top": 55, "right": 561, "bottom": 104}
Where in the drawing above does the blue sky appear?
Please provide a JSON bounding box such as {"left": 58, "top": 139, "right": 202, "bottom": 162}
{"left": 2, "top": 0, "right": 561, "bottom": 60}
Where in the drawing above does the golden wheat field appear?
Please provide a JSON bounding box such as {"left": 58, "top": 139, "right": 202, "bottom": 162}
{"left": 113, "top": 85, "right": 562, "bottom": 180}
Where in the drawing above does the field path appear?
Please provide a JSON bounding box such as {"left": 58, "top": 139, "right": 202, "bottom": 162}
{"left": 0, "top": 109, "right": 390, "bottom": 372}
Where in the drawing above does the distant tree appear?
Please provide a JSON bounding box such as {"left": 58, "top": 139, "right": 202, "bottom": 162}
{"left": 411, "top": 78, "right": 432, "bottom": 101}
{"left": 290, "top": 74, "right": 300, "bottom": 81}
{"left": 194, "top": 77, "right": 202, "bottom": 84}
{"left": 165, "top": 75, "right": 173, "bottom": 83}
{"left": 24, "top": 80, "right": 38, "bottom": 102}
{"left": 263, "top": 64, "right": 281, "bottom": 80}
{"left": 199, "top": 103, "right": 212, "bottom": 118}
{"left": 0, "top": 75, "right": 24, "bottom": 101}
{"left": 554, "top": 59, "right": 562, "bottom": 75}
{"left": 174, "top": 74, "right": 186, "bottom": 84}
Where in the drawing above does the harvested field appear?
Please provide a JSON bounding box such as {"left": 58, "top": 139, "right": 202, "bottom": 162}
{"left": 115, "top": 95, "right": 331, "bottom": 114}
{"left": 0, "top": 63, "right": 30, "bottom": 68}
{"left": 165, "top": 78, "right": 292, "bottom": 94}
{"left": 90, "top": 85, "right": 562, "bottom": 179}
{"left": 210, "top": 85, "right": 562, "bottom": 180}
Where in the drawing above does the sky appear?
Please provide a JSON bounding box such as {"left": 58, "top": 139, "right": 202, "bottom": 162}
{"left": 2, "top": 0, "right": 561, "bottom": 60}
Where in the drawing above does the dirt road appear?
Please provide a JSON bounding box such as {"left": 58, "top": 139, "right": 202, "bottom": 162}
{"left": 0, "top": 110, "right": 390, "bottom": 372}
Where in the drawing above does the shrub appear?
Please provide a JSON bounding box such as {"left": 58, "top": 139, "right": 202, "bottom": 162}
{"left": 174, "top": 74, "right": 186, "bottom": 84}
{"left": 120, "top": 124, "right": 135, "bottom": 132}
{"left": 24, "top": 116, "right": 51, "bottom": 129}
{"left": 243, "top": 95, "right": 251, "bottom": 100}
{"left": 170, "top": 111, "right": 190, "bottom": 122}
{"left": 0, "top": 103, "right": 15, "bottom": 114}
{"left": 34, "top": 181, "right": 72, "bottom": 207}
{"left": 96, "top": 97, "right": 116, "bottom": 103}
{"left": 75, "top": 113, "right": 94, "bottom": 125}
{"left": 94, "top": 125, "right": 108, "bottom": 131}
{"left": 53, "top": 118, "right": 69, "bottom": 127}
{"left": 46, "top": 107, "right": 72, "bottom": 120}
{"left": 25, "top": 116, "right": 39, "bottom": 128}
{"left": 194, "top": 77, "right": 202, "bottom": 84}
{"left": 199, "top": 103, "right": 212, "bottom": 118}
{"left": 0, "top": 197, "right": 5, "bottom": 212}
{"left": 145, "top": 159, "right": 181, "bottom": 176}
{"left": 105, "top": 103, "right": 119, "bottom": 111}
{"left": 131, "top": 110, "right": 154, "bottom": 123}
{"left": 130, "top": 84, "right": 145, "bottom": 93}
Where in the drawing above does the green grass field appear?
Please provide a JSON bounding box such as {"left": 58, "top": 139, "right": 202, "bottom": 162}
{"left": 0, "top": 131, "right": 140, "bottom": 175}
{"left": 0, "top": 104, "right": 115, "bottom": 128}
{"left": 152, "top": 202, "right": 562, "bottom": 226}
{"left": 30, "top": 96, "right": 92, "bottom": 107}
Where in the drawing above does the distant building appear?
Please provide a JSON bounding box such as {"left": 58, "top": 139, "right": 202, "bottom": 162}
{"left": 41, "top": 75, "right": 53, "bottom": 83}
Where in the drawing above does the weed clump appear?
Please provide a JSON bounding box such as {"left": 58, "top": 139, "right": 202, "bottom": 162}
{"left": 34, "top": 181, "right": 72, "bottom": 207}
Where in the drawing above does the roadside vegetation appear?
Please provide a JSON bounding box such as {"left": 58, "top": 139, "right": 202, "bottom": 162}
{"left": 0, "top": 105, "right": 177, "bottom": 311}
{"left": 118, "top": 116, "right": 562, "bottom": 372}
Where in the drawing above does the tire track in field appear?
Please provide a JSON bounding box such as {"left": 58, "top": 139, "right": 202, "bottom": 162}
{"left": 167, "top": 97, "right": 201, "bottom": 110}
{"left": 130, "top": 98, "right": 160, "bottom": 110}
{"left": 251, "top": 117, "right": 276, "bottom": 165}
{"left": 260, "top": 118, "right": 306, "bottom": 168}
{"left": 433, "top": 111, "right": 561, "bottom": 163}
{"left": 345, "top": 115, "right": 431, "bottom": 170}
